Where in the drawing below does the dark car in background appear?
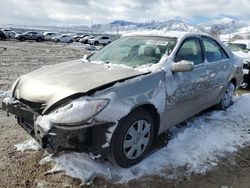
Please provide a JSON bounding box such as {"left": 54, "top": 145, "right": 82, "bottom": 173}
{"left": 0, "top": 30, "right": 6, "bottom": 40}
{"left": 15, "top": 31, "right": 45, "bottom": 42}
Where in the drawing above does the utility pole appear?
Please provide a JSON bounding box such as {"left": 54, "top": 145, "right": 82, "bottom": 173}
{"left": 116, "top": 24, "right": 119, "bottom": 35}
{"left": 91, "top": 20, "right": 93, "bottom": 34}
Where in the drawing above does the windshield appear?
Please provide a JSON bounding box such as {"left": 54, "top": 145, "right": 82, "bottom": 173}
{"left": 89, "top": 36, "right": 177, "bottom": 67}
{"left": 228, "top": 43, "right": 247, "bottom": 51}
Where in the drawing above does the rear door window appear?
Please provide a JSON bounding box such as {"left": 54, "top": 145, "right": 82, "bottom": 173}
{"left": 202, "top": 37, "right": 229, "bottom": 62}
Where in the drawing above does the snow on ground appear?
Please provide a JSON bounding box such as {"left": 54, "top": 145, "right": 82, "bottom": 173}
{"left": 0, "top": 90, "right": 10, "bottom": 98}
{"left": 17, "top": 94, "right": 250, "bottom": 184}
{"left": 15, "top": 139, "right": 41, "bottom": 152}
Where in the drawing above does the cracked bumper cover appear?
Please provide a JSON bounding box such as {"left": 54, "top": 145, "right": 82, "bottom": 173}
{"left": 2, "top": 100, "right": 114, "bottom": 154}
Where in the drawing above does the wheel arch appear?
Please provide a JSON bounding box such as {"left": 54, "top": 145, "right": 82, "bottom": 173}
{"left": 229, "top": 78, "right": 237, "bottom": 88}
{"left": 131, "top": 103, "right": 160, "bottom": 137}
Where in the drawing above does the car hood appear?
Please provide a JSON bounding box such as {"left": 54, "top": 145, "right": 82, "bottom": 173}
{"left": 14, "top": 59, "right": 146, "bottom": 112}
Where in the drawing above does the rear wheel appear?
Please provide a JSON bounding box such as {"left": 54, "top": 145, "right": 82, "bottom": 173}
{"left": 19, "top": 37, "right": 25, "bottom": 42}
{"left": 36, "top": 38, "right": 42, "bottom": 42}
{"left": 108, "top": 108, "right": 155, "bottom": 168}
{"left": 94, "top": 41, "right": 99, "bottom": 46}
{"left": 217, "top": 82, "right": 235, "bottom": 110}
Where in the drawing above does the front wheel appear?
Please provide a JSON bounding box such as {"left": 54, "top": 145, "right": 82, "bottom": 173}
{"left": 217, "top": 82, "right": 235, "bottom": 110}
{"left": 108, "top": 108, "right": 155, "bottom": 168}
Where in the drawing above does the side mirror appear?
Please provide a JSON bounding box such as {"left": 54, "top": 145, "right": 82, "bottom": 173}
{"left": 171, "top": 60, "right": 194, "bottom": 72}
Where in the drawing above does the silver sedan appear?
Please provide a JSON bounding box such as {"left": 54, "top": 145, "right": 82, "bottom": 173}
{"left": 2, "top": 32, "right": 243, "bottom": 167}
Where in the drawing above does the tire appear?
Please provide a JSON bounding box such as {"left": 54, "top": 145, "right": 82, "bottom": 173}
{"left": 36, "top": 38, "right": 42, "bottom": 42}
{"left": 108, "top": 108, "right": 155, "bottom": 168}
{"left": 56, "top": 39, "right": 60, "bottom": 43}
{"left": 216, "top": 82, "right": 235, "bottom": 110}
{"left": 94, "top": 41, "right": 99, "bottom": 46}
{"left": 69, "top": 40, "right": 73, "bottom": 43}
{"left": 19, "top": 37, "right": 25, "bottom": 42}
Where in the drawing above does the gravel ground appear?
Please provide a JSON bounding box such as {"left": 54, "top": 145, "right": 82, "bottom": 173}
{"left": 0, "top": 40, "right": 250, "bottom": 188}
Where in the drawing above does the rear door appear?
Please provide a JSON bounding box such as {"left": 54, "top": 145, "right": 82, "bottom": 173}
{"left": 201, "top": 36, "right": 232, "bottom": 104}
{"left": 163, "top": 36, "right": 212, "bottom": 128}
{"left": 31, "top": 32, "right": 38, "bottom": 40}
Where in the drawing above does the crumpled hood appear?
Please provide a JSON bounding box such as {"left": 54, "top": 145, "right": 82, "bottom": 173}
{"left": 14, "top": 59, "right": 145, "bottom": 111}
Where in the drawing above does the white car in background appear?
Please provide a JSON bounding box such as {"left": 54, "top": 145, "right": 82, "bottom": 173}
{"left": 228, "top": 40, "right": 250, "bottom": 87}
{"left": 43, "top": 32, "right": 59, "bottom": 41}
{"left": 79, "top": 35, "right": 94, "bottom": 44}
{"left": 88, "top": 36, "right": 112, "bottom": 46}
{"left": 1, "top": 29, "right": 17, "bottom": 38}
{"left": 52, "top": 34, "right": 74, "bottom": 43}
{"left": 227, "top": 40, "right": 250, "bottom": 52}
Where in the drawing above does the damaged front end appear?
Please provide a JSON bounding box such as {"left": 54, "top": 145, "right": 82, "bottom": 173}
{"left": 2, "top": 97, "right": 115, "bottom": 155}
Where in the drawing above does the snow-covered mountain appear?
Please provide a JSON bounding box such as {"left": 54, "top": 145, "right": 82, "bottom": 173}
{"left": 92, "top": 18, "right": 250, "bottom": 35}
{"left": 3, "top": 17, "right": 250, "bottom": 39}
{"left": 199, "top": 18, "right": 246, "bottom": 34}
{"left": 92, "top": 19, "right": 202, "bottom": 33}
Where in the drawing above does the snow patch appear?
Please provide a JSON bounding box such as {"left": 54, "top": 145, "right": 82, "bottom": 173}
{"left": 95, "top": 92, "right": 133, "bottom": 122}
{"left": 15, "top": 139, "right": 41, "bottom": 152}
{"left": 149, "top": 81, "right": 166, "bottom": 113}
{"left": 0, "top": 90, "right": 10, "bottom": 98}
{"left": 37, "top": 94, "right": 250, "bottom": 184}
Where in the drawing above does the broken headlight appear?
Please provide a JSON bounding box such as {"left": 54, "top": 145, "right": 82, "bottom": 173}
{"left": 49, "top": 98, "right": 110, "bottom": 126}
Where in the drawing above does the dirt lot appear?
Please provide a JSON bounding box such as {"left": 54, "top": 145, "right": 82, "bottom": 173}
{"left": 1, "top": 40, "right": 250, "bottom": 188}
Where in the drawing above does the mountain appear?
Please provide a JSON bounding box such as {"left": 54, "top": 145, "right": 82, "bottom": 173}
{"left": 4, "top": 17, "right": 250, "bottom": 38}
{"left": 199, "top": 18, "right": 246, "bottom": 34}
{"left": 92, "top": 19, "right": 202, "bottom": 33}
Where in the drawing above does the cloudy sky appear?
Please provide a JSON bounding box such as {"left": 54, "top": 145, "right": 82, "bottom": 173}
{"left": 0, "top": 0, "right": 250, "bottom": 26}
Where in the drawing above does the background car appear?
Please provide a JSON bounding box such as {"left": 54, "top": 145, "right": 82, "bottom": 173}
{"left": 52, "top": 34, "right": 74, "bottom": 43}
{"left": 0, "top": 30, "right": 6, "bottom": 40}
{"left": 88, "top": 36, "right": 112, "bottom": 45}
{"left": 228, "top": 40, "right": 250, "bottom": 87}
{"left": 79, "top": 35, "right": 94, "bottom": 44}
{"left": 227, "top": 40, "right": 250, "bottom": 52}
{"left": 74, "top": 34, "right": 89, "bottom": 42}
{"left": 43, "top": 32, "right": 59, "bottom": 41}
{"left": 15, "top": 31, "right": 45, "bottom": 42}
{"left": 1, "top": 29, "right": 16, "bottom": 38}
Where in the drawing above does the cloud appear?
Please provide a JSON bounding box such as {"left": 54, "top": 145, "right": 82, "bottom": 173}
{"left": 0, "top": 0, "right": 250, "bottom": 26}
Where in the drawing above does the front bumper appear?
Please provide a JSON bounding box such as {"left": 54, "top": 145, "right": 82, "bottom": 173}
{"left": 2, "top": 100, "right": 114, "bottom": 154}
